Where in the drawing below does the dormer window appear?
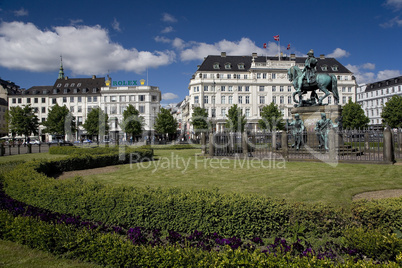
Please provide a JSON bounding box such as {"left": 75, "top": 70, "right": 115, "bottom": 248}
{"left": 73, "top": 88, "right": 78, "bottom": 94}
{"left": 70, "top": 83, "right": 75, "bottom": 87}
{"left": 238, "top": 63, "right": 245, "bottom": 70}
{"left": 57, "top": 83, "right": 62, "bottom": 87}
{"left": 213, "top": 63, "right": 220, "bottom": 69}
{"left": 43, "top": 90, "right": 47, "bottom": 94}
{"left": 92, "top": 88, "right": 97, "bottom": 93}
{"left": 321, "top": 65, "right": 328, "bottom": 71}
{"left": 63, "top": 88, "right": 68, "bottom": 94}
{"left": 331, "top": 65, "right": 338, "bottom": 71}
{"left": 52, "top": 89, "right": 58, "bottom": 94}
{"left": 77, "top": 83, "right": 82, "bottom": 87}
{"left": 225, "top": 62, "right": 231, "bottom": 69}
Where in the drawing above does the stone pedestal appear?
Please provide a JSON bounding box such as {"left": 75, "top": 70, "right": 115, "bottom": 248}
{"left": 291, "top": 105, "right": 343, "bottom": 148}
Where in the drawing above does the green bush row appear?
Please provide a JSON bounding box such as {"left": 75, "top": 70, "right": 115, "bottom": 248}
{"left": 1, "top": 210, "right": 399, "bottom": 267}
{"left": 49, "top": 145, "right": 151, "bottom": 155}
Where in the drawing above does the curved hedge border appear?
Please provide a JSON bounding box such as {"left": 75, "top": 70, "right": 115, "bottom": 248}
{"left": 1, "top": 149, "right": 402, "bottom": 239}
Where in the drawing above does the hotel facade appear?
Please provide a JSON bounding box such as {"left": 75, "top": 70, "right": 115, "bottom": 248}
{"left": 187, "top": 52, "right": 357, "bottom": 133}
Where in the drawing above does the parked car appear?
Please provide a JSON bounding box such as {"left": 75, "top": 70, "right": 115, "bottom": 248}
{"left": 83, "top": 139, "right": 92, "bottom": 143}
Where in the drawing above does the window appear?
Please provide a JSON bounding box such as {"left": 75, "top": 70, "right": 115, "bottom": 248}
{"left": 139, "top": 106, "right": 145, "bottom": 114}
{"left": 63, "top": 88, "right": 68, "bottom": 94}
{"left": 77, "top": 83, "right": 81, "bottom": 87}
{"left": 152, "top": 95, "right": 157, "bottom": 102}
{"left": 321, "top": 65, "right": 328, "bottom": 71}
{"left": 343, "top": 87, "right": 346, "bottom": 93}
{"left": 27, "top": 98, "right": 31, "bottom": 104}
{"left": 221, "top": 86, "right": 225, "bottom": 92}
{"left": 211, "top": 96, "right": 215, "bottom": 104}
{"left": 342, "top": 96, "right": 346, "bottom": 104}
{"left": 221, "top": 108, "right": 226, "bottom": 117}
{"left": 139, "top": 95, "right": 145, "bottom": 101}
{"left": 110, "top": 106, "right": 117, "bottom": 114}
{"left": 225, "top": 63, "right": 231, "bottom": 69}
{"left": 93, "top": 96, "right": 97, "bottom": 102}
{"left": 288, "top": 96, "right": 292, "bottom": 104}
{"left": 194, "top": 96, "right": 199, "bottom": 104}
{"left": 41, "top": 107, "right": 46, "bottom": 113}
{"left": 280, "top": 96, "right": 284, "bottom": 104}
{"left": 245, "top": 96, "right": 250, "bottom": 104}
{"left": 227, "top": 74, "right": 231, "bottom": 79}
{"left": 111, "top": 96, "right": 117, "bottom": 102}
{"left": 332, "top": 66, "right": 338, "bottom": 71}
{"left": 92, "top": 88, "right": 97, "bottom": 93}
{"left": 12, "top": 98, "right": 16, "bottom": 104}
{"left": 63, "top": 97, "right": 67, "bottom": 103}
{"left": 70, "top": 97, "right": 74, "bottom": 102}
{"left": 288, "top": 86, "right": 292, "bottom": 92}
{"left": 204, "top": 96, "right": 208, "bottom": 104}
{"left": 213, "top": 63, "right": 219, "bottom": 69}
{"left": 52, "top": 98, "right": 57, "bottom": 104}
{"left": 120, "top": 96, "right": 126, "bottom": 102}
{"left": 228, "top": 96, "right": 233, "bottom": 104}
{"left": 78, "top": 106, "right": 82, "bottom": 113}
{"left": 245, "top": 109, "right": 250, "bottom": 118}
{"left": 238, "top": 63, "right": 245, "bottom": 69}
{"left": 238, "top": 96, "right": 243, "bottom": 104}
{"left": 259, "top": 86, "right": 264, "bottom": 92}
{"left": 53, "top": 89, "right": 57, "bottom": 94}
{"left": 259, "top": 95, "right": 265, "bottom": 104}
{"left": 78, "top": 96, "right": 82, "bottom": 103}
{"left": 73, "top": 88, "right": 78, "bottom": 94}
{"left": 272, "top": 86, "right": 276, "bottom": 92}
{"left": 328, "top": 96, "right": 332, "bottom": 104}
{"left": 263, "top": 73, "right": 267, "bottom": 79}
{"left": 70, "top": 83, "right": 75, "bottom": 87}
{"left": 120, "top": 105, "right": 127, "bottom": 114}
{"left": 244, "top": 74, "right": 248, "bottom": 79}
{"left": 245, "top": 86, "right": 250, "bottom": 92}
{"left": 87, "top": 96, "right": 92, "bottom": 102}
{"left": 77, "top": 116, "right": 83, "bottom": 126}
{"left": 211, "top": 108, "right": 216, "bottom": 117}
{"left": 56, "top": 83, "right": 62, "bottom": 87}
{"left": 18, "top": 98, "right": 21, "bottom": 104}
{"left": 41, "top": 98, "right": 45, "bottom": 103}
{"left": 129, "top": 95, "right": 135, "bottom": 102}
{"left": 257, "top": 73, "right": 261, "bottom": 79}
{"left": 228, "top": 86, "right": 233, "bottom": 92}
{"left": 221, "top": 96, "right": 226, "bottom": 104}
{"left": 238, "top": 86, "right": 242, "bottom": 92}
{"left": 273, "top": 96, "right": 276, "bottom": 104}
{"left": 70, "top": 106, "right": 74, "bottom": 113}
{"left": 204, "top": 86, "right": 208, "bottom": 91}
{"left": 272, "top": 73, "right": 276, "bottom": 79}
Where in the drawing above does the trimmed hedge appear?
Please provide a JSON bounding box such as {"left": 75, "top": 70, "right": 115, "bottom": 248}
{"left": 0, "top": 210, "right": 399, "bottom": 267}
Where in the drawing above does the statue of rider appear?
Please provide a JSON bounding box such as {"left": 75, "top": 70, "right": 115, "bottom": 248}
{"left": 302, "top": 49, "right": 318, "bottom": 84}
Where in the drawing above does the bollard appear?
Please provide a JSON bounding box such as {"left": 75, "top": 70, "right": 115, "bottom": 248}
{"left": 281, "top": 131, "right": 288, "bottom": 160}
{"left": 208, "top": 133, "right": 214, "bottom": 157}
{"left": 329, "top": 128, "right": 337, "bottom": 162}
{"left": 17, "top": 144, "right": 20, "bottom": 154}
{"left": 242, "top": 132, "right": 248, "bottom": 156}
{"left": 201, "top": 132, "right": 206, "bottom": 155}
{"left": 0, "top": 144, "right": 4, "bottom": 156}
{"left": 383, "top": 128, "right": 395, "bottom": 163}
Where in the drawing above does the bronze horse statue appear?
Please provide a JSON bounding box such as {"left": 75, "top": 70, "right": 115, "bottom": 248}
{"left": 287, "top": 65, "right": 339, "bottom": 107}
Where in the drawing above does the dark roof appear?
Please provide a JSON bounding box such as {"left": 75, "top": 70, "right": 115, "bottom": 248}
{"left": 0, "top": 78, "right": 20, "bottom": 94}
{"left": 18, "top": 76, "right": 105, "bottom": 96}
{"left": 365, "top": 76, "right": 402, "bottom": 92}
{"left": 197, "top": 55, "right": 352, "bottom": 74}
{"left": 0, "top": 97, "right": 7, "bottom": 106}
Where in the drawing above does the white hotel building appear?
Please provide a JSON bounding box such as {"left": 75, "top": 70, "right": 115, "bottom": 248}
{"left": 187, "top": 52, "right": 357, "bottom": 132}
{"left": 357, "top": 75, "right": 402, "bottom": 127}
{"left": 8, "top": 74, "right": 161, "bottom": 142}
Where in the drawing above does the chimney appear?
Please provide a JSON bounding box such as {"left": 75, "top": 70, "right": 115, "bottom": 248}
{"left": 252, "top": 52, "right": 257, "bottom": 58}
{"left": 290, "top": 54, "right": 296, "bottom": 60}
{"left": 320, "top": 54, "right": 325, "bottom": 59}
{"left": 92, "top": 75, "right": 96, "bottom": 79}
{"left": 64, "top": 76, "right": 68, "bottom": 80}
{"left": 221, "top": 52, "right": 226, "bottom": 57}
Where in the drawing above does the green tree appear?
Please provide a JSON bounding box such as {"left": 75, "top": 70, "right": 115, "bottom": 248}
{"left": 381, "top": 95, "right": 402, "bottom": 128}
{"left": 83, "top": 107, "right": 109, "bottom": 141}
{"left": 42, "top": 104, "right": 76, "bottom": 140}
{"left": 341, "top": 99, "right": 370, "bottom": 129}
{"left": 120, "top": 104, "right": 144, "bottom": 141}
{"left": 225, "top": 104, "right": 247, "bottom": 132}
{"left": 7, "top": 105, "right": 39, "bottom": 140}
{"left": 154, "top": 107, "right": 178, "bottom": 140}
{"left": 258, "top": 102, "right": 285, "bottom": 131}
{"left": 191, "top": 107, "right": 209, "bottom": 133}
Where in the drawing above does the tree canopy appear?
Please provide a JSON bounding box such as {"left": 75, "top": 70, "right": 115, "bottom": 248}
{"left": 225, "top": 104, "right": 247, "bottom": 132}
{"left": 341, "top": 99, "right": 370, "bottom": 129}
{"left": 83, "top": 107, "right": 109, "bottom": 140}
{"left": 120, "top": 104, "right": 144, "bottom": 139}
{"left": 258, "top": 102, "right": 285, "bottom": 131}
{"left": 154, "top": 107, "right": 177, "bottom": 138}
{"left": 7, "top": 105, "right": 39, "bottom": 138}
{"left": 191, "top": 107, "right": 209, "bottom": 132}
{"left": 381, "top": 95, "right": 402, "bottom": 128}
{"left": 42, "top": 104, "right": 76, "bottom": 138}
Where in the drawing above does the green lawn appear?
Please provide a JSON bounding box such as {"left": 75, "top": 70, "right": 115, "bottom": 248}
{"left": 0, "top": 240, "right": 99, "bottom": 268}
{"left": 0, "top": 152, "right": 65, "bottom": 164}
{"left": 76, "top": 149, "right": 402, "bottom": 207}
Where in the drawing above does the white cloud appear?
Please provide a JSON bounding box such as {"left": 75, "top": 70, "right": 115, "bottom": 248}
{"left": 162, "top": 92, "right": 179, "bottom": 100}
{"left": 162, "top": 13, "right": 177, "bottom": 23}
{"left": 161, "top": 26, "right": 173, "bottom": 33}
{"left": 346, "top": 63, "right": 401, "bottom": 84}
{"left": 0, "top": 21, "right": 175, "bottom": 75}
{"left": 327, "top": 48, "right": 350, "bottom": 58}
{"left": 380, "top": 16, "right": 402, "bottom": 27}
{"left": 112, "top": 18, "right": 121, "bottom": 32}
{"left": 179, "top": 38, "right": 276, "bottom": 61}
{"left": 361, "top": 63, "right": 376, "bottom": 70}
{"left": 14, "top": 8, "right": 28, "bottom": 17}
{"left": 385, "top": 0, "right": 402, "bottom": 9}
{"left": 70, "top": 19, "right": 83, "bottom": 25}
{"left": 376, "top": 69, "right": 402, "bottom": 80}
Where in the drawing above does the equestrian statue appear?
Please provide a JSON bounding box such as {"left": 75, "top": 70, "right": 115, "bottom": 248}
{"left": 287, "top": 49, "right": 339, "bottom": 107}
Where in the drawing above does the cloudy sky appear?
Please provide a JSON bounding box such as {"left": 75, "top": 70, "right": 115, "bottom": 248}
{"left": 0, "top": 0, "right": 401, "bottom": 106}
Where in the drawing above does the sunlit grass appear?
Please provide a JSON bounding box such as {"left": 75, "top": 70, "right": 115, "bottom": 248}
{"left": 76, "top": 149, "right": 402, "bottom": 207}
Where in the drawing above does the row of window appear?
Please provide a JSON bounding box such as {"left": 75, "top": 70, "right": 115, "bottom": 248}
{"left": 199, "top": 72, "right": 352, "bottom": 81}
{"left": 357, "top": 86, "right": 401, "bottom": 100}
{"left": 193, "top": 85, "right": 293, "bottom": 92}
{"left": 11, "top": 94, "right": 157, "bottom": 105}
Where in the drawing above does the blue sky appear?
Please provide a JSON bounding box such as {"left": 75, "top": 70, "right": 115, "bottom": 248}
{"left": 1, "top": 0, "right": 401, "bottom": 106}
